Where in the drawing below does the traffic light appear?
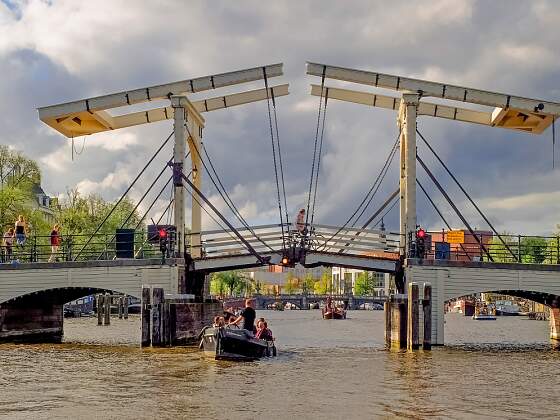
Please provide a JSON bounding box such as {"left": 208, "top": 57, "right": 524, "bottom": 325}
{"left": 158, "top": 228, "right": 168, "bottom": 255}
{"left": 416, "top": 227, "right": 426, "bottom": 258}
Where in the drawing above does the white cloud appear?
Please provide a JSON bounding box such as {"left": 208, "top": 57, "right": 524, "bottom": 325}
{"left": 1, "top": 0, "right": 560, "bottom": 236}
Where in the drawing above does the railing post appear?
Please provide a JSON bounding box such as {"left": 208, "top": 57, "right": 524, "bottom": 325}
{"left": 518, "top": 235, "right": 521, "bottom": 263}
{"left": 104, "top": 233, "right": 108, "bottom": 260}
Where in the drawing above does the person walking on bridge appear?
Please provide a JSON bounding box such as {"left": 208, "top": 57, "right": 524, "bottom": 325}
{"left": 14, "top": 215, "right": 27, "bottom": 248}
{"left": 295, "top": 208, "right": 306, "bottom": 234}
{"left": 229, "top": 298, "right": 257, "bottom": 334}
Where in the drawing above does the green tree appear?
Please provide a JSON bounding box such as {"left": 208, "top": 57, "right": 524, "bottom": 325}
{"left": 210, "top": 271, "right": 246, "bottom": 297}
{"left": 302, "top": 273, "right": 315, "bottom": 294}
{"left": 0, "top": 146, "right": 42, "bottom": 231}
{"left": 489, "top": 232, "right": 518, "bottom": 263}
{"left": 314, "top": 272, "right": 331, "bottom": 295}
{"left": 283, "top": 272, "right": 300, "bottom": 294}
{"left": 354, "top": 272, "right": 376, "bottom": 296}
{"left": 520, "top": 237, "right": 548, "bottom": 264}
{"left": 54, "top": 189, "right": 143, "bottom": 258}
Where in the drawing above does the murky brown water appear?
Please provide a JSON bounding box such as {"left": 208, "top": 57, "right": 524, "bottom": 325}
{"left": 0, "top": 311, "right": 558, "bottom": 419}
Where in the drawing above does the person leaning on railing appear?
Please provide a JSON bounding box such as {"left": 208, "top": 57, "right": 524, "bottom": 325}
{"left": 48, "top": 224, "right": 62, "bottom": 262}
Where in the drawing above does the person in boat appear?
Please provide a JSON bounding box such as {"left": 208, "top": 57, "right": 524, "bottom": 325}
{"left": 326, "top": 296, "right": 333, "bottom": 311}
{"left": 213, "top": 316, "right": 225, "bottom": 328}
{"left": 223, "top": 309, "right": 236, "bottom": 323}
{"left": 229, "top": 298, "right": 257, "bottom": 333}
{"left": 255, "top": 319, "right": 273, "bottom": 341}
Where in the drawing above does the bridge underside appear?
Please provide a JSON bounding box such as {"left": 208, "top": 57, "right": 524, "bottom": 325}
{"left": 192, "top": 251, "right": 397, "bottom": 273}
{"left": 0, "top": 287, "right": 117, "bottom": 343}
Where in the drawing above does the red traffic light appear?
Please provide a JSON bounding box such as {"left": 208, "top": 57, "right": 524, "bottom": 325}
{"left": 416, "top": 228, "right": 426, "bottom": 239}
{"left": 281, "top": 257, "right": 289, "bottom": 265}
{"left": 158, "top": 229, "right": 167, "bottom": 238}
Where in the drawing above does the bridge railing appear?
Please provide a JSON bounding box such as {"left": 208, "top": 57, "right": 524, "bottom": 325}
{"left": 193, "top": 223, "right": 288, "bottom": 257}
{"left": 193, "top": 222, "right": 401, "bottom": 259}
{"left": 0, "top": 230, "right": 162, "bottom": 264}
{"left": 305, "top": 224, "right": 400, "bottom": 255}
{"left": 414, "top": 231, "right": 560, "bottom": 265}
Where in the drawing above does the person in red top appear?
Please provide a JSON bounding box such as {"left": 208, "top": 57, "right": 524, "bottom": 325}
{"left": 48, "top": 224, "right": 61, "bottom": 262}
{"left": 255, "top": 319, "right": 273, "bottom": 341}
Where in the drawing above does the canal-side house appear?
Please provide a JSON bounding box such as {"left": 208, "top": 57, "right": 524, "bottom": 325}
{"left": 29, "top": 183, "right": 58, "bottom": 224}
{"left": 331, "top": 267, "right": 391, "bottom": 297}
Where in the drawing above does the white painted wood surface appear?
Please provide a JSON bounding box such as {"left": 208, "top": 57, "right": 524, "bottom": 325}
{"left": 408, "top": 264, "right": 560, "bottom": 345}
{"left": 0, "top": 263, "right": 177, "bottom": 304}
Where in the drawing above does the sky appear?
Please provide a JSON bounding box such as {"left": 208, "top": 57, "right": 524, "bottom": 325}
{"left": 0, "top": 0, "right": 559, "bottom": 236}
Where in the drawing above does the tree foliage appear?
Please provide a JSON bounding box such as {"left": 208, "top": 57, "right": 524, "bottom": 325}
{"left": 354, "top": 272, "right": 376, "bottom": 296}
{"left": 0, "top": 146, "right": 41, "bottom": 231}
{"left": 314, "top": 272, "right": 331, "bottom": 295}
{"left": 210, "top": 271, "right": 247, "bottom": 297}
{"left": 283, "top": 272, "right": 300, "bottom": 294}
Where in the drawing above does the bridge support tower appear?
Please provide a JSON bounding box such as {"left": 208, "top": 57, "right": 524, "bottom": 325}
{"left": 398, "top": 93, "right": 419, "bottom": 256}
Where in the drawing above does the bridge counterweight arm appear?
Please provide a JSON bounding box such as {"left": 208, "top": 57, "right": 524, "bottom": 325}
{"left": 307, "top": 62, "right": 559, "bottom": 134}
{"left": 109, "top": 85, "right": 290, "bottom": 132}
{"left": 38, "top": 63, "right": 285, "bottom": 138}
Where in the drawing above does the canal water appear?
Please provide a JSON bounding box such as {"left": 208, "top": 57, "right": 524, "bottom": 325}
{"left": 0, "top": 311, "right": 558, "bottom": 419}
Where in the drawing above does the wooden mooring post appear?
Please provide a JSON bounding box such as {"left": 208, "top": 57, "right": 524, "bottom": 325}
{"left": 123, "top": 296, "right": 129, "bottom": 320}
{"left": 384, "top": 300, "right": 391, "bottom": 347}
{"left": 141, "top": 287, "right": 151, "bottom": 347}
{"left": 118, "top": 297, "right": 123, "bottom": 319}
{"left": 103, "top": 293, "right": 111, "bottom": 326}
{"left": 423, "top": 283, "right": 432, "bottom": 350}
{"left": 407, "top": 283, "right": 420, "bottom": 351}
{"left": 385, "top": 286, "right": 432, "bottom": 351}
{"left": 96, "top": 294, "right": 104, "bottom": 326}
{"left": 151, "top": 288, "right": 164, "bottom": 347}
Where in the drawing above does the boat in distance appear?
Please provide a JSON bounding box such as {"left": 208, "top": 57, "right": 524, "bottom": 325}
{"left": 472, "top": 314, "right": 497, "bottom": 320}
{"left": 322, "top": 307, "right": 346, "bottom": 319}
{"left": 200, "top": 326, "right": 276, "bottom": 361}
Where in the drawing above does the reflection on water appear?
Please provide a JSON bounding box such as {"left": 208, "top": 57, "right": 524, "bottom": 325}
{"left": 0, "top": 311, "right": 558, "bottom": 419}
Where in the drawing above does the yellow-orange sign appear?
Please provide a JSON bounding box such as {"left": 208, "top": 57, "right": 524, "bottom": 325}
{"left": 447, "top": 230, "right": 465, "bottom": 244}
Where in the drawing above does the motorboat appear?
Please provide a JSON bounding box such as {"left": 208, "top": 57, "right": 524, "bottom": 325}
{"left": 322, "top": 297, "right": 346, "bottom": 319}
{"left": 200, "top": 326, "right": 276, "bottom": 361}
{"left": 472, "top": 313, "right": 497, "bottom": 320}
{"left": 472, "top": 304, "right": 496, "bottom": 320}
{"left": 322, "top": 307, "right": 346, "bottom": 319}
{"left": 495, "top": 300, "right": 520, "bottom": 316}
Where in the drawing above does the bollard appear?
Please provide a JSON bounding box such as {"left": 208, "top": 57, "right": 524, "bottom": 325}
{"left": 151, "top": 288, "right": 164, "bottom": 346}
{"left": 141, "top": 287, "right": 151, "bottom": 347}
{"left": 118, "top": 296, "right": 123, "bottom": 319}
{"left": 169, "top": 303, "right": 176, "bottom": 345}
{"left": 104, "top": 293, "right": 111, "bottom": 326}
{"left": 97, "top": 294, "right": 104, "bottom": 326}
{"left": 123, "top": 296, "right": 129, "bottom": 320}
{"left": 407, "top": 283, "right": 420, "bottom": 351}
{"left": 384, "top": 299, "right": 391, "bottom": 347}
{"left": 423, "top": 283, "right": 432, "bottom": 350}
{"left": 163, "top": 301, "right": 171, "bottom": 346}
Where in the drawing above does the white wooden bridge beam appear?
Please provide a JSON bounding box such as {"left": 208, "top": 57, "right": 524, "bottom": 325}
{"left": 398, "top": 93, "right": 419, "bottom": 255}
{"left": 171, "top": 96, "right": 205, "bottom": 259}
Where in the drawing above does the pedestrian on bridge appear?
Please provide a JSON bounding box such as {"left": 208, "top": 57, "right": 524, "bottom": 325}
{"left": 48, "top": 224, "right": 61, "bottom": 262}
{"left": 14, "top": 215, "right": 27, "bottom": 248}
{"left": 2, "top": 228, "right": 14, "bottom": 263}
{"left": 295, "top": 208, "right": 306, "bottom": 234}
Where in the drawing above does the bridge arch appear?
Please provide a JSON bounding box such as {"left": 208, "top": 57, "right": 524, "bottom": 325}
{"left": 407, "top": 262, "right": 560, "bottom": 345}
